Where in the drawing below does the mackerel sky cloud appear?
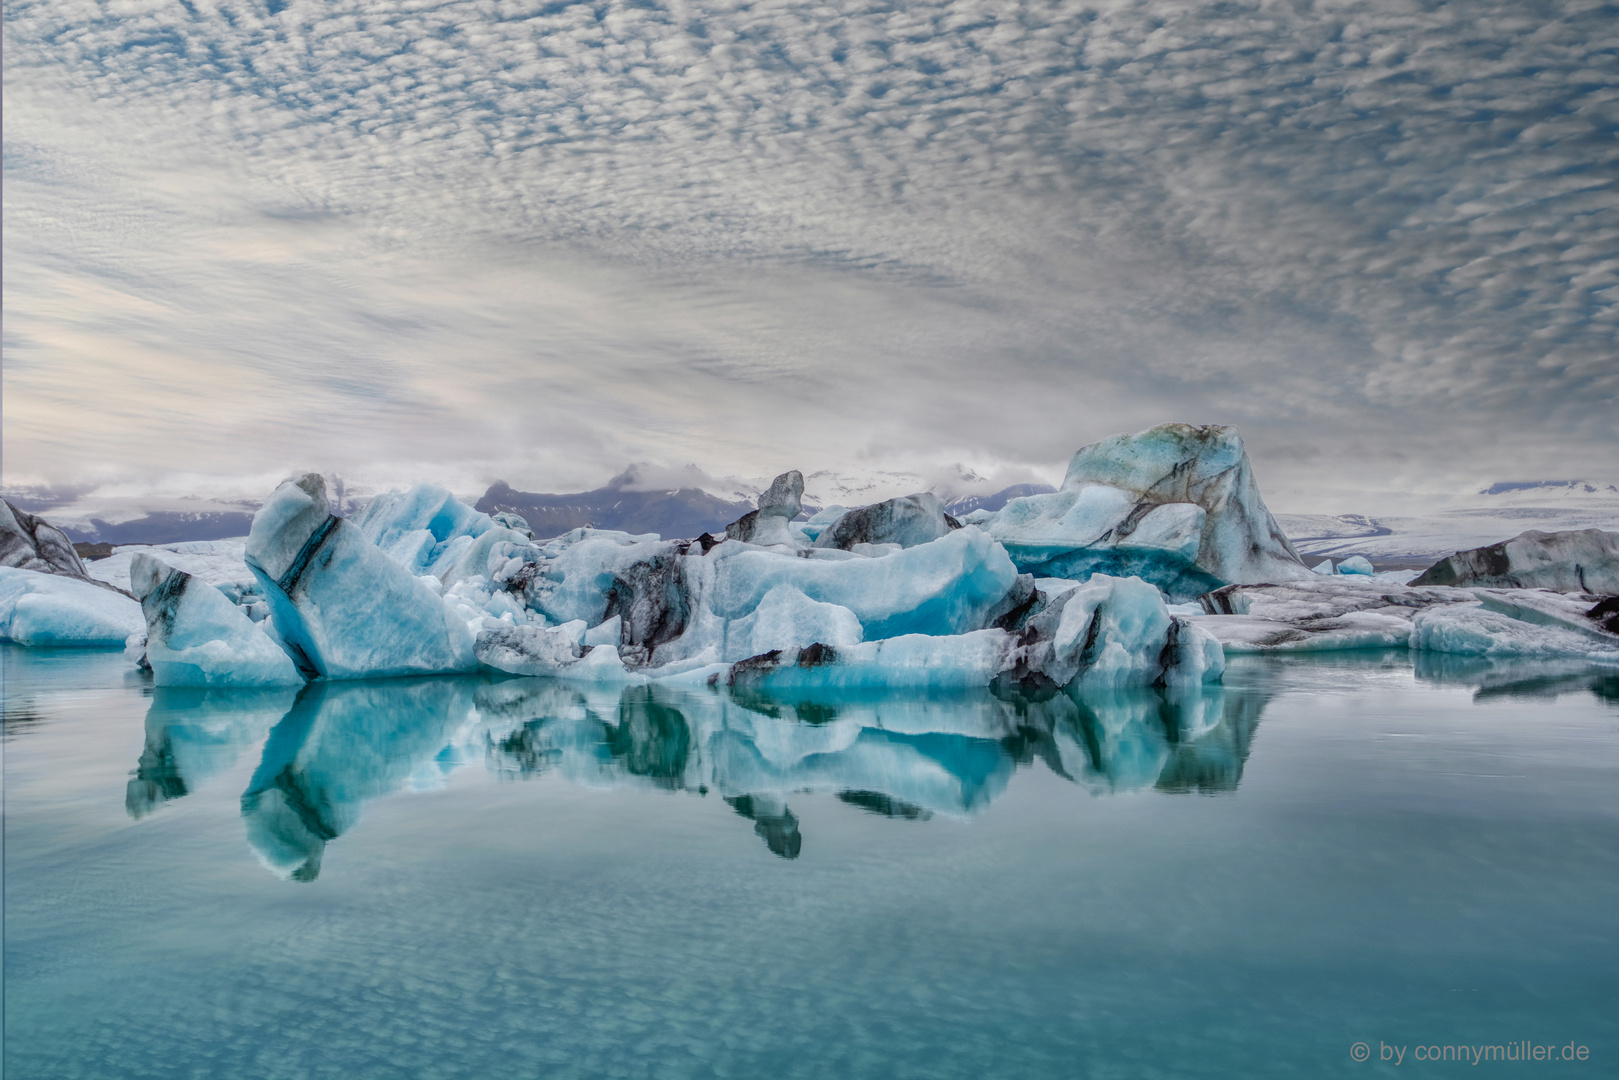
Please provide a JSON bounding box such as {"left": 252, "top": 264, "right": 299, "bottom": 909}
{"left": 4, "top": 0, "right": 1616, "bottom": 508}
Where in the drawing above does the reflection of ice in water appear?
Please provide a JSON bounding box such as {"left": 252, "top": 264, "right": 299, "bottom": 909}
{"left": 127, "top": 686, "right": 299, "bottom": 819}
{"left": 1414, "top": 651, "right": 1619, "bottom": 705}
{"left": 482, "top": 679, "right": 1271, "bottom": 858}
{"left": 239, "top": 678, "right": 479, "bottom": 881}
{"left": 193, "top": 675, "right": 1270, "bottom": 881}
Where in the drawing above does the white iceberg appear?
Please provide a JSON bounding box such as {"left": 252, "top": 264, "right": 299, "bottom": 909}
{"left": 0, "top": 565, "right": 144, "bottom": 646}
{"left": 129, "top": 553, "right": 304, "bottom": 687}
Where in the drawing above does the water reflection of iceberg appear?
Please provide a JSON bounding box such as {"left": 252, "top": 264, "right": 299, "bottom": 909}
{"left": 483, "top": 679, "right": 1269, "bottom": 858}
{"left": 127, "top": 686, "right": 299, "bottom": 819}
{"left": 1414, "top": 652, "right": 1619, "bottom": 705}
{"left": 241, "top": 678, "right": 477, "bottom": 881}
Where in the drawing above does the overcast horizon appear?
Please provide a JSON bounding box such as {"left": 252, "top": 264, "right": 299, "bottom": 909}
{"left": 5, "top": 0, "right": 1616, "bottom": 516}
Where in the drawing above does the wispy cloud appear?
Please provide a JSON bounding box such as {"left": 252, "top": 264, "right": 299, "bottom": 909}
{"left": 4, "top": 0, "right": 1615, "bottom": 507}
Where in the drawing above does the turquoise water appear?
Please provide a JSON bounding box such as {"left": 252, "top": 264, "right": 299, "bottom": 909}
{"left": 4, "top": 643, "right": 1616, "bottom": 1078}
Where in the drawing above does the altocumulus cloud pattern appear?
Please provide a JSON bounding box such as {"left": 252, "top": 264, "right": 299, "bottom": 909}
{"left": 3, "top": 0, "right": 1616, "bottom": 492}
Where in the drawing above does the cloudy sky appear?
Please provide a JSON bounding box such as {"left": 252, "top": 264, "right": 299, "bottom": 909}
{"left": 4, "top": 0, "right": 1616, "bottom": 511}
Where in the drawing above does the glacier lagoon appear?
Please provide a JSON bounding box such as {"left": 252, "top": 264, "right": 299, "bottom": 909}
{"left": 4, "top": 642, "right": 1617, "bottom": 1079}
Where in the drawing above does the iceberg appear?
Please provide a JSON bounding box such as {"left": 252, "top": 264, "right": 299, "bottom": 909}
{"left": 724, "top": 471, "right": 804, "bottom": 548}
{"left": 352, "top": 483, "right": 531, "bottom": 586}
{"left": 129, "top": 553, "right": 304, "bottom": 687}
{"left": 245, "top": 474, "right": 477, "bottom": 679}
{"left": 0, "top": 565, "right": 144, "bottom": 646}
{"left": 720, "top": 574, "right": 1224, "bottom": 692}
{"left": 1190, "top": 575, "right": 1619, "bottom": 660}
{"left": 0, "top": 498, "right": 98, "bottom": 580}
{"left": 810, "top": 492, "right": 960, "bottom": 551}
{"left": 1412, "top": 603, "right": 1619, "bottom": 662}
{"left": 982, "top": 424, "right": 1311, "bottom": 599}
{"left": 1411, "top": 528, "right": 1619, "bottom": 593}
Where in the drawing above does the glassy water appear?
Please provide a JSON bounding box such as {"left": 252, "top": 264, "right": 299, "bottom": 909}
{"left": 4, "top": 644, "right": 1616, "bottom": 1079}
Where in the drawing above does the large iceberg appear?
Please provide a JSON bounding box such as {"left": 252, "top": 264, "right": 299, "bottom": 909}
{"left": 981, "top": 424, "right": 1311, "bottom": 599}
{"left": 1412, "top": 528, "right": 1619, "bottom": 593}
{"left": 245, "top": 474, "right": 477, "bottom": 679}
{"left": 129, "top": 553, "right": 304, "bottom": 687}
{"left": 0, "top": 565, "right": 144, "bottom": 646}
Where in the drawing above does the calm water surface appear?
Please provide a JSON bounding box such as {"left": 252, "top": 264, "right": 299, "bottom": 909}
{"left": 4, "top": 644, "right": 1617, "bottom": 1079}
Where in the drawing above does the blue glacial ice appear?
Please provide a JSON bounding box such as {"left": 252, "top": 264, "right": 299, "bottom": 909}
{"left": 129, "top": 553, "right": 304, "bottom": 687}
{"left": 0, "top": 565, "right": 144, "bottom": 646}
{"left": 245, "top": 474, "right": 477, "bottom": 679}
{"left": 981, "top": 424, "right": 1311, "bottom": 600}
{"left": 352, "top": 482, "right": 532, "bottom": 586}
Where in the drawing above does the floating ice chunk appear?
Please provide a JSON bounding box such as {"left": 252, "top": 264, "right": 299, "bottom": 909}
{"left": 0, "top": 565, "right": 145, "bottom": 646}
{"left": 1186, "top": 611, "right": 1414, "bottom": 653}
{"left": 1312, "top": 559, "right": 1335, "bottom": 575}
{"left": 720, "top": 574, "right": 1222, "bottom": 692}
{"left": 129, "top": 554, "right": 303, "bottom": 687}
{"left": 1001, "top": 574, "right": 1225, "bottom": 690}
{"left": 710, "top": 527, "right": 1018, "bottom": 640}
{"left": 725, "top": 471, "right": 805, "bottom": 547}
{"left": 1412, "top": 528, "right": 1619, "bottom": 593}
{"left": 812, "top": 492, "right": 959, "bottom": 551}
{"left": 987, "top": 424, "right": 1310, "bottom": 599}
{"left": 245, "top": 474, "right": 477, "bottom": 679}
{"left": 1337, "top": 555, "right": 1374, "bottom": 575}
{"left": 0, "top": 498, "right": 94, "bottom": 579}
{"left": 1412, "top": 603, "right": 1619, "bottom": 661}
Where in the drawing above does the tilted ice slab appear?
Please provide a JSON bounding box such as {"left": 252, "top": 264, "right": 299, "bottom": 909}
{"left": 0, "top": 565, "right": 144, "bottom": 646}
{"left": 1412, "top": 528, "right": 1619, "bottom": 594}
{"left": 246, "top": 474, "right": 477, "bottom": 680}
{"left": 129, "top": 553, "right": 304, "bottom": 687}
{"left": 982, "top": 424, "right": 1311, "bottom": 601}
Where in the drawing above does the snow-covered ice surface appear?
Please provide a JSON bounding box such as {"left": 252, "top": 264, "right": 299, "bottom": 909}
{"left": 0, "top": 566, "right": 144, "bottom": 646}
{"left": 129, "top": 554, "right": 304, "bottom": 687}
